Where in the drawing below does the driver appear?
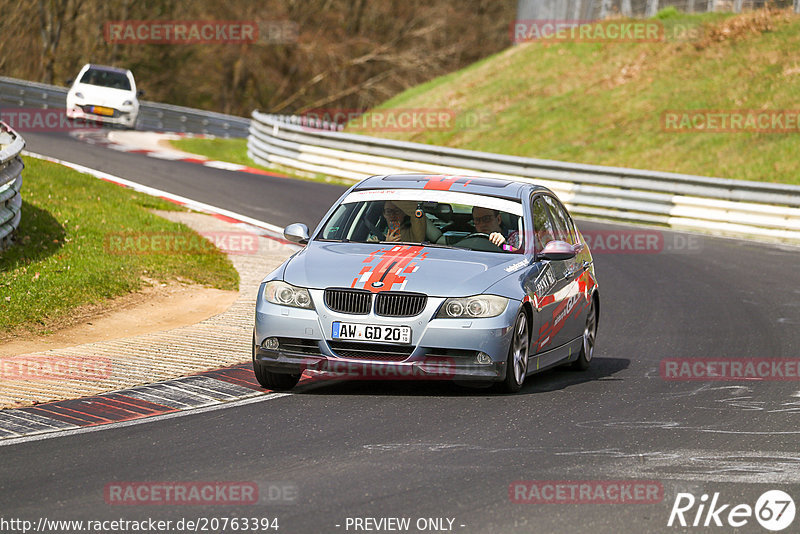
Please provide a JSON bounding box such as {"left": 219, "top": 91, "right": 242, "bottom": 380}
{"left": 472, "top": 206, "right": 520, "bottom": 251}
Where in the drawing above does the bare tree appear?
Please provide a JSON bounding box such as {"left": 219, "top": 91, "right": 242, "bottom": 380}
{"left": 3, "top": 0, "right": 518, "bottom": 117}
{"left": 38, "top": 0, "right": 82, "bottom": 84}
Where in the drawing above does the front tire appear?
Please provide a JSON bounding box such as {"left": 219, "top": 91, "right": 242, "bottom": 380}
{"left": 500, "top": 310, "right": 529, "bottom": 393}
{"left": 253, "top": 362, "right": 301, "bottom": 390}
{"left": 571, "top": 297, "right": 597, "bottom": 371}
{"left": 252, "top": 332, "right": 301, "bottom": 390}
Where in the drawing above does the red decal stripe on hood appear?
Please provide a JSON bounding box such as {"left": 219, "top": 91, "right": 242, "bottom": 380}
{"left": 357, "top": 245, "right": 426, "bottom": 292}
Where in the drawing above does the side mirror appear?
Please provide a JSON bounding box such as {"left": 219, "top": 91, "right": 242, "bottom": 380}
{"left": 137, "top": 89, "right": 145, "bottom": 97}
{"left": 539, "top": 240, "right": 577, "bottom": 261}
{"left": 283, "top": 223, "right": 309, "bottom": 244}
{"left": 65, "top": 78, "right": 74, "bottom": 86}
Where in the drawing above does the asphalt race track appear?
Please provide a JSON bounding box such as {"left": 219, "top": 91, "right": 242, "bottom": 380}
{"left": 2, "top": 131, "right": 799, "bottom": 533}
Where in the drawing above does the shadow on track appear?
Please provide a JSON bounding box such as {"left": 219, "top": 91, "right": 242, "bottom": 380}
{"left": 291, "top": 357, "right": 629, "bottom": 397}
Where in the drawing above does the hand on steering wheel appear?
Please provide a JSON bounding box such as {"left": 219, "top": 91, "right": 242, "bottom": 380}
{"left": 487, "top": 232, "right": 507, "bottom": 247}
{"left": 463, "top": 232, "right": 505, "bottom": 246}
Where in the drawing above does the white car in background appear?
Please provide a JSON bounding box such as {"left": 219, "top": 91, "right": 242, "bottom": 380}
{"left": 66, "top": 64, "right": 141, "bottom": 129}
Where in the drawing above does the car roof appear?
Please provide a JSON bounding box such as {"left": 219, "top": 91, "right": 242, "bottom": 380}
{"left": 85, "top": 64, "right": 132, "bottom": 75}
{"left": 352, "top": 174, "right": 548, "bottom": 201}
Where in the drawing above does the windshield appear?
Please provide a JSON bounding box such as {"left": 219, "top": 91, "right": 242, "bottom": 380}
{"left": 79, "top": 69, "right": 132, "bottom": 90}
{"left": 317, "top": 191, "right": 524, "bottom": 253}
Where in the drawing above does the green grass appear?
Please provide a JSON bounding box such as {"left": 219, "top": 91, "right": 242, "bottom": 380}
{"left": 0, "top": 158, "right": 239, "bottom": 335}
{"left": 170, "top": 137, "right": 354, "bottom": 186}
{"left": 346, "top": 9, "right": 800, "bottom": 184}
{"left": 171, "top": 137, "right": 252, "bottom": 164}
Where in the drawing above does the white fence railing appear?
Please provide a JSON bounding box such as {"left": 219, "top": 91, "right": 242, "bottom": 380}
{"left": 0, "top": 121, "right": 25, "bottom": 251}
{"left": 248, "top": 111, "right": 800, "bottom": 244}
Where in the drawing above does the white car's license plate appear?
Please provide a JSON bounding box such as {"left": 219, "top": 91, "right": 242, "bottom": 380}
{"left": 91, "top": 105, "right": 114, "bottom": 116}
{"left": 332, "top": 322, "right": 411, "bottom": 344}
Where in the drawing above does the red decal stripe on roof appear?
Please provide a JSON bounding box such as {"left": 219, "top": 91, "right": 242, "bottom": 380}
{"left": 423, "top": 176, "right": 460, "bottom": 190}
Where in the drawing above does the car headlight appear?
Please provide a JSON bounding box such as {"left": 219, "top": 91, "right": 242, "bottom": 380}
{"left": 75, "top": 92, "right": 84, "bottom": 99}
{"left": 262, "top": 281, "right": 314, "bottom": 309}
{"left": 122, "top": 100, "right": 133, "bottom": 106}
{"left": 436, "top": 295, "right": 508, "bottom": 318}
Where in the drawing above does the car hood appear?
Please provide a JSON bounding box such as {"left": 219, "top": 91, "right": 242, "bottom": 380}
{"left": 283, "top": 242, "right": 528, "bottom": 296}
{"left": 70, "top": 83, "right": 135, "bottom": 106}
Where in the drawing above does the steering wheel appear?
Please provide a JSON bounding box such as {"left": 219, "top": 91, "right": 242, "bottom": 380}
{"left": 363, "top": 218, "right": 386, "bottom": 241}
{"left": 455, "top": 232, "right": 502, "bottom": 251}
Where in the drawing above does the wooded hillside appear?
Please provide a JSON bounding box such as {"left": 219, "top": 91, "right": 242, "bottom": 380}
{"left": 0, "top": 0, "right": 515, "bottom": 116}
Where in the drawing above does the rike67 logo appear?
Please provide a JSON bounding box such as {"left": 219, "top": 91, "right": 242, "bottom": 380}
{"left": 668, "top": 490, "right": 795, "bottom": 531}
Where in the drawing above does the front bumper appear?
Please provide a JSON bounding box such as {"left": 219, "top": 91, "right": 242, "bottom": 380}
{"left": 254, "top": 346, "right": 506, "bottom": 381}
{"left": 254, "top": 289, "right": 520, "bottom": 382}
{"left": 66, "top": 104, "right": 137, "bottom": 127}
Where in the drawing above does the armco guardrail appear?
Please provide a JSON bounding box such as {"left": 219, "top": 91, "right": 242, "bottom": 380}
{"left": 248, "top": 111, "right": 800, "bottom": 244}
{"left": 0, "top": 121, "right": 25, "bottom": 251}
{"left": 0, "top": 76, "right": 249, "bottom": 137}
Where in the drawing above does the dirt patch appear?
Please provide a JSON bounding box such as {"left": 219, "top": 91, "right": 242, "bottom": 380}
{"left": 0, "top": 280, "right": 238, "bottom": 357}
{"left": 695, "top": 9, "right": 788, "bottom": 49}
{"left": 603, "top": 50, "right": 652, "bottom": 89}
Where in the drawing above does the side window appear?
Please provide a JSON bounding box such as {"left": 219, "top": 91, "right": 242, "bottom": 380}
{"left": 563, "top": 209, "right": 578, "bottom": 244}
{"left": 543, "top": 195, "right": 573, "bottom": 243}
{"left": 532, "top": 197, "right": 555, "bottom": 254}
{"left": 320, "top": 203, "right": 358, "bottom": 240}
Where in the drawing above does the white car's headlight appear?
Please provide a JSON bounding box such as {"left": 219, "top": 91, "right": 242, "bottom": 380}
{"left": 263, "top": 281, "right": 314, "bottom": 309}
{"left": 75, "top": 92, "right": 84, "bottom": 99}
{"left": 436, "top": 295, "right": 508, "bottom": 318}
{"left": 122, "top": 100, "right": 133, "bottom": 106}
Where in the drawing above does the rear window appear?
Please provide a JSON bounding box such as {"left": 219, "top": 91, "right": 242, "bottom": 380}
{"left": 80, "top": 69, "right": 131, "bottom": 91}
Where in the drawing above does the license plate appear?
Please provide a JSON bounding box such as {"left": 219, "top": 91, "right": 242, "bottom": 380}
{"left": 91, "top": 106, "right": 114, "bottom": 116}
{"left": 332, "top": 322, "right": 411, "bottom": 344}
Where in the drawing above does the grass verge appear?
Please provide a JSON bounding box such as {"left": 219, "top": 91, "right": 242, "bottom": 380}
{"left": 0, "top": 157, "right": 239, "bottom": 336}
{"left": 169, "top": 137, "right": 354, "bottom": 186}
{"left": 347, "top": 9, "right": 800, "bottom": 185}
